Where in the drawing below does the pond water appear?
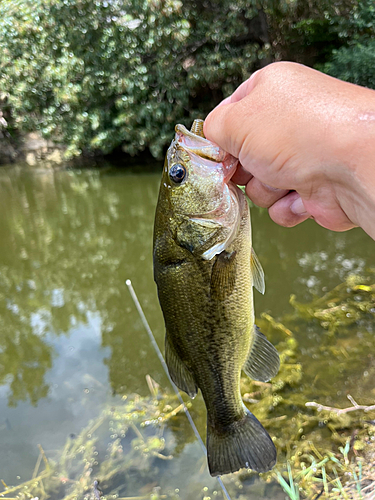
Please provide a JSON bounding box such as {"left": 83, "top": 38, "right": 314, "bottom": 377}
{"left": 0, "top": 165, "right": 374, "bottom": 500}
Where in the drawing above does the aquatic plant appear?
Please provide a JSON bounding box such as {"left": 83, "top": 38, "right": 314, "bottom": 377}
{"left": 0, "top": 378, "right": 190, "bottom": 500}
{"left": 1, "top": 275, "right": 374, "bottom": 500}
{"left": 270, "top": 273, "right": 375, "bottom": 499}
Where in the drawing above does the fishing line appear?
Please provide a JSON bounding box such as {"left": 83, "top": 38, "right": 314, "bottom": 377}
{"left": 126, "top": 279, "right": 232, "bottom": 500}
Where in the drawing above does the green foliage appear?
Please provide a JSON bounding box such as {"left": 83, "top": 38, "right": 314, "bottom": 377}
{"left": 0, "top": 0, "right": 372, "bottom": 159}
{"left": 0, "top": 0, "right": 374, "bottom": 158}
{"left": 263, "top": 0, "right": 354, "bottom": 66}
{"left": 275, "top": 454, "right": 368, "bottom": 500}
{"left": 320, "top": 0, "right": 375, "bottom": 89}
{"left": 321, "top": 39, "right": 375, "bottom": 89}
{"left": 0, "top": 0, "right": 264, "bottom": 159}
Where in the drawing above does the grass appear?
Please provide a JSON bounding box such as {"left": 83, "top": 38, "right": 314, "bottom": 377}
{"left": 274, "top": 442, "right": 374, "bottom": 499}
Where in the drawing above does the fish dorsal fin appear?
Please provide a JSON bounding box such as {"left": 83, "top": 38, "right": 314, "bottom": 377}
{"left": 251, "top": 248, "right": 265, "bottom": 295}
{"left": 243, "top": 326, "right": 280, "bottom": 382}
{"left": 165, "top": 333, "right": 198, "bottom": 398}
{"left": 190, "top": 119, "right": 205, "bottom": 137}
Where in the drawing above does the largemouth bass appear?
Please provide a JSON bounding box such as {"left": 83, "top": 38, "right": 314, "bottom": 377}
{"left": 153, "top": 119, "right": 280, "bottom": 476}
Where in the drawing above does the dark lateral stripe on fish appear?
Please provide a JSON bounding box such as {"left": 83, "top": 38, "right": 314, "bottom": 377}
{"left": 157, "top": 259, "right": 188, "bottom": 270}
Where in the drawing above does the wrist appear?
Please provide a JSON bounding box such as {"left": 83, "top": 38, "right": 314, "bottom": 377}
{"left": 334, "top": 109, "right": 375, "bottom": 238}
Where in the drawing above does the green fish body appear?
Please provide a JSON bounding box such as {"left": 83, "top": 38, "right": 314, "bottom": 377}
{"left": 153, "top": 119, "right": 280, "bottom": 476}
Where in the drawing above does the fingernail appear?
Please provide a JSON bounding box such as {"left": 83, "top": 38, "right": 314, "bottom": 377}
{"left": 290, "top": 196, "right": 308, "bottom": 215}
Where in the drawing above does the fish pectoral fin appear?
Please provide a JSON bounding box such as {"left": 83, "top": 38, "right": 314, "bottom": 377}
{"left": 189, "top": 218, "right": 222, "bottom": 229}
{"left": 250, "top": 248, "right": 265, "bottom": 294}
{"left": 165, "top": 334, "right": 198, "bottom": 398}
{"left": 243, "top": 326, "right": 280, "bottom": 382}
{"left": 210, "top": 250, "right": 237, "bottom": 299}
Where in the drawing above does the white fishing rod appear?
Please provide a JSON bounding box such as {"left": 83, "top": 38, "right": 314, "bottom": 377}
{"left": 126, "top": 279, "right": 233, "bottom": 500}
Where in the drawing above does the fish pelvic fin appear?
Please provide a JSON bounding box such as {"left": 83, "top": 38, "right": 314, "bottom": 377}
{"left": 165, "top": 333, "right": 198, "bottom": 398}
{"left": 207, "top": 408, "right": 277, "bottom": 476}
{"left": 243, "top": 325, "right": 280, "bottom": 382}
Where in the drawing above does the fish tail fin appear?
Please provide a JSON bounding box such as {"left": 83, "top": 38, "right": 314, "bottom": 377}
{"left": 206, "top": 408, "right": 276, "bottom": 477}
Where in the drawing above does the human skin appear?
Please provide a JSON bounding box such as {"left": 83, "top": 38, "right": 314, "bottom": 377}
{"left": 203, "top": 62, "right": 375, "bottom": 241}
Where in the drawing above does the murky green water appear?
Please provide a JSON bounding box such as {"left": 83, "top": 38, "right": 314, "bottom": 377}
{"left": 0, "top": 166, "right": 374, "bottom": 499}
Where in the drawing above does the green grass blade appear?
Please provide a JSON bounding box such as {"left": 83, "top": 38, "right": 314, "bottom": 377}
{"left": 322, "top": 465, "right": 329, "bottom": 497}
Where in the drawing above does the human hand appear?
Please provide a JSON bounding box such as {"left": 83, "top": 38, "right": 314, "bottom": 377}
{"left": 204, "top": 62, "right": 375, "bottom": 239}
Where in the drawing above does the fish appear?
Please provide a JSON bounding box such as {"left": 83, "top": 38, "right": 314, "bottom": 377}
{"left": 153, "top": 119, "right": 280, "bottom": 476}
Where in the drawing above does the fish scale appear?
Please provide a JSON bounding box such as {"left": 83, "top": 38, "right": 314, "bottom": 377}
{"left": 153, "top": 119, "right": 280, "bottom": 476}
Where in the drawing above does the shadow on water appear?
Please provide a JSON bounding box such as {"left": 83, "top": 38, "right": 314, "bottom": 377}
{"left": 0, "top": 166, "right": 374, "bottom": 499}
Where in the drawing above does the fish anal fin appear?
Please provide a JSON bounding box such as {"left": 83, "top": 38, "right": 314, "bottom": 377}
{"left": 243, "top": 326, "right": 280, "bottom": 382}
{"left": 251, "top": 248, "right": 265, "bottom": 294}
{"left": 207, "top": 408, "right": 276, "bottom": 476}
{"left": 210, "top": 250, "right": 237, "bottom": 299}
{"left": 165, "top": 334, "right": 197, "bottom": 398}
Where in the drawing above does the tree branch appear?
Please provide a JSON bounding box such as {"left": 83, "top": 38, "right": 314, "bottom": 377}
{"left": 306, "top": 394, "right": 375, "bottom": 415}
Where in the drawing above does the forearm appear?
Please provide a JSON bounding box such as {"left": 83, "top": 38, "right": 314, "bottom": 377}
{"left": 339, "top": 123, "right": 375, "bottom": 240}
{"left": 325, "top": 85, "right": 375, "bottom": 239}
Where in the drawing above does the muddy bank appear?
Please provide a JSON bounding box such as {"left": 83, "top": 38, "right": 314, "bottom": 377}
{"left": 0, "top": 130, "right": 64, "bottom": 166}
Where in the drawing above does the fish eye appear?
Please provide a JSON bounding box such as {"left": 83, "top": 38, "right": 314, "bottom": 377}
{"left": 169, "top": 163, "right": 186, "bottom": 184}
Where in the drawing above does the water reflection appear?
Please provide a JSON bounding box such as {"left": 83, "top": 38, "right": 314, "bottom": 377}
{"left": 1, "top": 168, "right": 373, "bottom": 408}
{"left": 0, "top": 167, "right": 374, "bottom": 497}
{"left": 0, "top": 168, "right": 163, "bottom": 408}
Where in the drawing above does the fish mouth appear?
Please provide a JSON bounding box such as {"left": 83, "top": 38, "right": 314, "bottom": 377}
{"left": 173, "top": 124, "right": 238, "bottom": 183}
{"left": 221, "top": 155, "right": 238, "bottom": 183}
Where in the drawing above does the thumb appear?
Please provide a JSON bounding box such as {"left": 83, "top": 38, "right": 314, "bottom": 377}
{"left": 203, "top": 71, "right": 260, "bottom": 156}
{"left": 203, "top": 101, "right": 249, "bottom": 159}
